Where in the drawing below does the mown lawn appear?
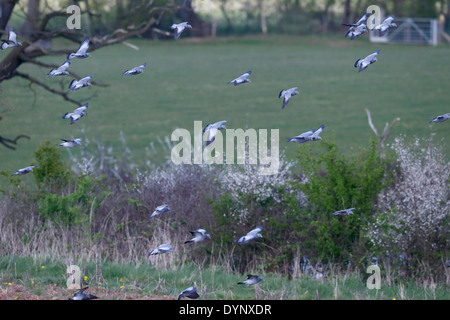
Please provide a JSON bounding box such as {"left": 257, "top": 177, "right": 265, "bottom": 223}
{"left": 1, "top": 34, "right": 449, "bottom": 174}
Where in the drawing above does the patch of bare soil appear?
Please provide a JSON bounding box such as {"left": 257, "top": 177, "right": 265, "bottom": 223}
{"left": 0, "top": 283, "right": 176, "bottom": 300}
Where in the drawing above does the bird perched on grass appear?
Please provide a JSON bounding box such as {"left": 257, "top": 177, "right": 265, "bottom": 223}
{"left": 69, "top": 287, "right": 98, "bottom": 300}
{"left": 48, "top": 59, "right": 71, "bottom": 77}
{"left": 238, "top": 274, "right": 264, "bottom": 286}
{"left": 62, "top": 103, "right": 88, "bottom": 125}
{"left": 203, "top": 120, "right": 230, "bottom": 146}
{"left": 184, "top": 229, "right": 210, "bottom": 244}
{"left": 228, "top": 71, "right": 252, "bottom": 86}
{"left": 279, "top": 87, "right": 299, "bottom": 109}
{"left": 59, "top": 138, "right": 82, "bottom": 148}
{"left": 429, "top": 113, "right": 450, "bottom": 123}
{"left": 0, "top": 26, "right": 22, "bottom": 50}
{"left": 67, "top": 37, "right": 90, "bottom": 59}
{"left": 148, "top": 243, "right": 173, "bottom": 256}
{"left": 171, "top": 22, "right": 192, "bottom": 40}
{"left": 150, "top": 204, "right": 171, "bottom": 218}
{"left": 287, "top": 124, "right": 324, "bottom": 144}
{"left": 373, "top": 15, "right": 397, "bottom": 36}
{"left": 11, "top": 165, "right": 39, "bottom": 176}
{"left": 69, "top": 75, "right": 92, "bottom": 92}
{"left": 236, "top": 226, "right": 263, "bottom": 245}
{"left": 332, "top": 208, "right": 359, "bottom": 216}
{"left": 123, "top": 63, "right": 147, "bottom": 75}
{"left": 178, "top": 286, "right": 199, "bottom": 300}
{"left": 354, "top": 50, "right": 380, "bottom": 72}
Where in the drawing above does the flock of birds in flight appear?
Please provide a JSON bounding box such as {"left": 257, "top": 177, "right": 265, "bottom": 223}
{"left": 1, "top": 12, "right": 449, "bottom": 300}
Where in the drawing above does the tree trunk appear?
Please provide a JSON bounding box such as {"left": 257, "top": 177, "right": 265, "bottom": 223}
{"left": 20, "top": 0, "right": 40, "bottom": 38}
{"left": 343, "top": 0, "right": 351, "bottom": 25}
{"left": 1, "top": 0, "right": 19, "bottom": 36}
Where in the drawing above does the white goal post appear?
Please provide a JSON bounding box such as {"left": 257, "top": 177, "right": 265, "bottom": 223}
{"left": 370, "top": 17, "right": 438, "bottom": 46}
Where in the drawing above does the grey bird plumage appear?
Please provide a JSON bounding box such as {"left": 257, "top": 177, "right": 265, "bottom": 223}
{"left": 332, "top": 208, "right": 359, "bottom": 216}
{"left": 429, "top": 113, "right": 450, "bottom": 123}
{"left": 0, "top": 26, "right": 22, "bottom": 50}
{"left": 11, "top": 165, "right": 39, "bottom": 176}
{"left": 238, "top": 274, "right": 264, "bottom": 286}
{"left": 123, "top": 63, "right": 147, "bottom": 75}
{"left": 237, "top": 226, "right": 262, "bottom": 245}
{"left": 48, "top": 60, "right": 71, "bottom": 77}
{"left": 203, "top": 120, "right": 230, "bottom": 146}
{"left": 355, "top": 50, "right": 380, "bottom": 72}
{"left": 228, "top": 71, "right": 252, "bottom": 86}
{"left": 287, "top": 124, "right": 324, "bottom": 144}
{"left": 62, "top": 103, "right": 88, "bottom": 125}
{"left": 68, "top": 37, "right": 90, "bottom": 59}
{"left": 373, "top": 15, "right": 397, "bottom": 36}
{"left": 69, "top": 287, "right": 98, "bottom": 300}
{"left": 279, "top": 87, "right": 299, "bottom": 109}
{"left": 178, "top": 286, "right": 199, "bottom": 300}
{"left": 150, "top": 204, "right": 171, "bottom": 218}
{"left": 344, "top": 22, "right": 368, "bottom": 40}
{"left": 171, "top": 22, "right": 192, "bottom": 40}
{"left": 69, "top": 75, "right": 92, "bottom": 92}
{"left": 59, "top": 138, "right": 82, "bottom": 148}
{"left": 148, "top": 243, "right": 173, "bottom": 256}
{"left": 184, "top": 229, "right": 210, "bottom": 244}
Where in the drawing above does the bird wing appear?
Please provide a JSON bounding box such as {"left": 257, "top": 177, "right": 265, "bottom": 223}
{"left": 247, "top": 226, "right": 262, "bottom": 237}
{"left": 79, "top": 75, "right": 92, "bottom": 84}
{"left": 8, "top": 27, "right": 17, "bottom": 43}
{"left": 58, "top": 60, "right": 71, "bottom": 72}
{"left": 76, "top": 37, "right": 90, "bottom": 55}
{"left": 310, "top": 125, "right": 324, "bottom": 138}
{"left": 365, "top": 50, "right": 380, "bottom": 61}
{"left": 73, "top": 103, "right": 88, "bottom": 114}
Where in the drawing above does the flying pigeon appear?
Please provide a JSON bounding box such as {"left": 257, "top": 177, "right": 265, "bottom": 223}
{"left": 228, "top": 71, "right": 252, "bottom": 86}
{"left": 48, "top": 59, "right": 71, "bottom": 77}
{"left": 59, "top": 138, "right": 82, "bottom": 148}
{"left": 332, "top": 208, "right": 359, "bottom": 216}
{"left": 355, "top": 50, "right": 380, "bottom": 72}
{"left": 171, "top": 22, "right": 192, "bottom": 40}
{"left": 0, "top": 26, "right": 22, "bottom": 50}
{"left": 203, "top": 120, "right": 230, "bottom": 146}
{"left": 279, "top": 87, "right": 299, "bottom": 109}
{"left": 123, "top": 63, "right": 147, "bottom": 75}
{"left": 69, "top": 287, "right": 98, "bottom": 300}
{"left": 69, "top": 75, "right": 92, "bottom": 92}
{"left": 238, "top": 274, "right": 264, "bottom": 287}
{"left": 343, "top": 12, "right": 369, "bottom": 29}
{"left": 184, "top": 229, "right": 210, "bottom": 244}
{"left": 287, "top": 124, "right": 324, "bottom": 144}
{"left": 68, "top": 37, "right": 90, "bottom": 59}
{"left": 11, "top": 165, "right": 39, "bottom": 176}
{"left": 150, "top": 204, "right": 171, "bottom": 219}
{"left": 344, "top": 22, "right": 368, "bottom": 40}
{"left": 429, "top": 113, "right": 450, "bottom": 123}
{"left": 148, "top": 243, "right": 173, "bottom": 256}
{"left": 62, "top": 103, "right": 88, "bottom": 125}
{"left": 373, "top": 15, "right": 397, "bottom": 36}
{"left": 178, "top": 286, "right": 199, "bottom": 300}
{"left": 237, "top": 226, "right": 263, "bottom": 245}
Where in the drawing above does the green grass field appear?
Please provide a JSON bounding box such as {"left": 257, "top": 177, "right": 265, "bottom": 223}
{"left": 1, "top": 34, "right": 449, "bottom": 173}
{"left": 1, "top": 255, "right": 448, "bottom": 300}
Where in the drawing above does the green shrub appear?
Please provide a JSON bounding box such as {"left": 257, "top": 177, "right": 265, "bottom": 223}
{"left": 33, "top": 141, "right": 72, "bottom": 189}
{"left": 289, "top": 138, "right": 390, "bottom": 264}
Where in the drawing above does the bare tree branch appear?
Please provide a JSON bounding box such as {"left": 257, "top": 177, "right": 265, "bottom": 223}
{"left": 15, "top": 71, "right": 83, "bottom": 105}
